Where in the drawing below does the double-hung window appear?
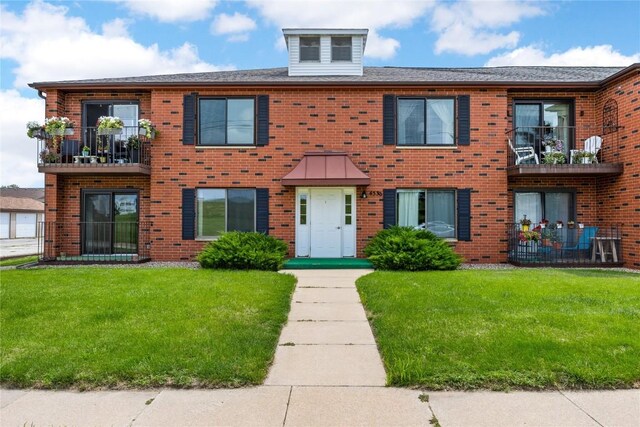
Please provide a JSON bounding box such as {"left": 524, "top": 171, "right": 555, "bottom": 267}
{"left": 197, "top": 189, "right": 256, "bottom": 238}
{"left": 397, "top": 189, "right": 456, "bottom": 238}
{"left": 397, "top": 98, "right": 455, "bottom": 145}
{"left": 198, "top": 98, "right": 255, "bottom": 145}
{"left": 331, "top": 37, "right": 352, "bottom": 61}
{"left": 300, "top": 37, "right": 320, "bottom": 61}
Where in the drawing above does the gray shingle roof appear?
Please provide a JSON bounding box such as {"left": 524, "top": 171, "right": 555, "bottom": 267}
{"left": 30, "top": 65, "right": 630, "bottom": 88}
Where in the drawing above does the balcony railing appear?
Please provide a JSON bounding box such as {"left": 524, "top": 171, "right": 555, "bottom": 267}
{"left": 507, "top": 223, "right": 623, "bottom": 266}
{"left": 506, "top": 126, "right": 622, "bottom": 176}
{"left": 38, "top": 221, "right": 151, "bottom": 263}
{"left": 36, "top": 126, "right": 151, "bottom": 173}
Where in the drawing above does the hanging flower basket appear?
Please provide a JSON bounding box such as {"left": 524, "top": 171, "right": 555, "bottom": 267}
{"left": 138, "top": 119, "right": 157, "bottom": 139}
{"left": 97, "top": 127, "right": 123, "bottom": 136}
{"left": 48, "top": 128, "right": 75, "bottom": 136}
{"left": 44, "top": 116, "right": 74, "bottom": 138}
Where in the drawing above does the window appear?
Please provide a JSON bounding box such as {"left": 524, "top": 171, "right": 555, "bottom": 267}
{"left": 398, "top": 98, "right": 455, "bottom": 145}
{"left": 514, "top": 191, "right": 574, "bottom": 226}
{"left": 300, "top": 37, "right": 320, "bottom": 61}
{"left": 514, "top": 100, "right": 573, "bottom": 153}
{"left": 197, "top": 189, "right": 255, "bottom": 237}
{"left": 344, "top": 194, "right": 353, "bottom": 225}
{"left": 332, "top": 37, "right": 352, "bottom": 61}
{"left": 199, "top": 98, "right": 255, "bottom": 145}
{"left": 397, "top": 190, "right": 456, "bottom": 238}
{"left": 299, "top": 194, "right": 307, "bottom": 225}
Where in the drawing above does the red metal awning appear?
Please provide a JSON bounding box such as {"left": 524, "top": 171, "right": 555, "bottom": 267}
{"left": 281, "top": 152, "right": 370, "bottom": 186}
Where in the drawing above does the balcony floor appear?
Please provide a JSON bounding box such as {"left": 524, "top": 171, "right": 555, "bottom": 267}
{"left": 38, "top": 163, "right": 150, "bottom": 175}
{"left": 507, "top": 163, "right": 623, "bottom": 177}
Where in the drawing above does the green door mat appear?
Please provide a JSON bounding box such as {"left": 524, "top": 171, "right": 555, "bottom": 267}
{"left": 283, "top": 258, "right": 373, "bottom": 269}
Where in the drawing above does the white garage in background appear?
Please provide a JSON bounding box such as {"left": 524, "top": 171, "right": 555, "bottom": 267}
{"left": 0, "top": 213, "right": 9, "bottom": 239}
{"left": 0, "top": 190, "right": 44, "bottom": 239}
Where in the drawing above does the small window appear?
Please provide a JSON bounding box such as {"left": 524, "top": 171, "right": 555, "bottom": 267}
{"left": 397, "top": 190, "right": 456, "bottom": 238}
{"left": 197, "top": 189, "right": 256, "bottom": 238}
{"left": 199, "top": 98, "right": 255, "bottom": 145}
{"left": 332, "top": 37, "right": 352, "bottom": 61}
{"left": 300, "top": 37, "right": 320, "bottom": 62}
{"left": 299, "top": 194, "right": 307, "bottom": 225}
{"left": 397, "top": 98, "right": 455, "bottom": 145}
{"left": 344, "top": 194, "right": 353, "bottom": 225}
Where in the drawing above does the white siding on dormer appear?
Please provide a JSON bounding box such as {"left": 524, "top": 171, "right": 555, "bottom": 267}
{"left": 288, "top": 35, "right": 364, "bottom": 76}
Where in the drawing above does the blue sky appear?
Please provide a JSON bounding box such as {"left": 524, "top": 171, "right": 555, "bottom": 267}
{"left": 1, "top": 0, "right": 639, "bottom": 187}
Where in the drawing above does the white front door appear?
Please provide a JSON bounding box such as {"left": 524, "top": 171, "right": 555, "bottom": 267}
{"left": 296, "top": 187, "right": 356, "bottom": 258}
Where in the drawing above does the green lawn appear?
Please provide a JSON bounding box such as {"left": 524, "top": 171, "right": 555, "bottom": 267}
{"left": 357, "top": 269, "right": 640, "bottom": 390}
{"left": 0, "top": 256, "right": 38, "bottom": 267}
{"left": 1, "top": 268, "right": 296, "bottom": 389}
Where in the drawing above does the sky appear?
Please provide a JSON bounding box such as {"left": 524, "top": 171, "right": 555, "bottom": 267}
{"left": 1, "top": 0, "right": 639, "bottom": 188}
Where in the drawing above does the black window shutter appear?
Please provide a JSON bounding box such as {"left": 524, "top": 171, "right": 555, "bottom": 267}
{"left": 457, "top": 189, "right": 471, "bottom": 241}
{"left": 382, "top": 189, "right": 397, "bottom": 229}
{"left": 256, "top": 188, "right": 269, "bottom": 234}
{"left": 257, "top": 95, "right": 269, "bottom": 146}
{"left": 182, "top": 188, "right": 196, "bottom": 240}
{"left": 183, "top": 93, "right": 197, "bottom": 145}
{"left": 457, "top": 95, "right": 470, "bottom": 146}
{"left": 383, "top": 95, "right": 396, "bottom": 145}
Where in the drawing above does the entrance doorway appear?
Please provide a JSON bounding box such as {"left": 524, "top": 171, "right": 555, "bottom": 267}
{"left": 82, "top": 191, "right": 139, "bottom": 255}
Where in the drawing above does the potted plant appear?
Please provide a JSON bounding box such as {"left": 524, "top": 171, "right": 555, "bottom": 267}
{"left": 551, "top": 231, "right": 563, "bottom": 250}
{"left": 540, "top": 218, "right": 549, "bottom": 229}
{"left": 573, "top": 150, "right": 596, "bottom": 164}
{"left": 542, "top": 137, "right": 557, "bottom": 153}
{"left": 97, "top": 116, "right": 124, "bottom": 135}
{"left": 543, "top": 151, "right": 566, "bottom": 165}
{"left": 39, "top": 150, "right": 60, "bottom": 164}
{"left": 82, "top": 145, "right": 91, "bottom": 157}
{"left": 567, "top": 220, "right": 575, "bottom": 229}
{"left": 138, "top": 119, "right": 157, "bottom": 139}
{"left": 26, "top": 121, "right": 44, "bottom": 139}
{"left": 519, "top": 215, "right": 532, "bottom": 231}
{"left": 540, "top": 228, "right": 553, "bottom": 246}
{"left": 44, "top": 116, "right": 74, "bottom": 136}
{"left": 556, "top": 220, "right": 563, "bottom": 229}
{"left": 127, "top": 135, "right": 141, "bottom": 163}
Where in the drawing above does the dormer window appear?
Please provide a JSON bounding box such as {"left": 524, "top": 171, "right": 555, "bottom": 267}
{"left": 300, "top": 37, "right": 320, "bottom": 62}
{"left": 331, "top": 37, "right": 352, "bottom": 62}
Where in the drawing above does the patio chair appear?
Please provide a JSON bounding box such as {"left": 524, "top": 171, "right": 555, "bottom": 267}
{"left": 508, "top": 138, "right": 539, "bottom": 165}
{"left": 60, "top": 140, "right": 80, "bottom": 164}
{"left": 562, "top": 226, "right": 598, "bottom": 260}
{"left": 570, "top": 136, "right": 602, "bottom": 164}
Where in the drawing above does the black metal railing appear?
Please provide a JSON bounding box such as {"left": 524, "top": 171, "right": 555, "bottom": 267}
{"left": 507, "top": 223, "right": 623, "bottom": 266}
{"left": 36, "top": 126, "right": 151, "bottom": 167}
{"left": 38, "top": 221, "right": 151, "bottom": 263}
{"left": 506, "top": 126, "right": 619, "bottom": 167}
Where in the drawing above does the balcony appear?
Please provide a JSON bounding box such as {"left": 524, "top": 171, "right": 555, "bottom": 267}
{"left": 38, "top": 221, "right": 152, "bottom": 263}
{"left": 507, "top": 223, "right": 623, "bottom": 267}
{"left": 36, "top": 126, "right": 151, "bottom": 175}
{"left": 506, "top": 126, "right": 623, "bottom": 177}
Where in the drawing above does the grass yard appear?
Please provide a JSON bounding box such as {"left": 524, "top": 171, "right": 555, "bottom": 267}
{"left": 357, "top": 269, "right": 640, "bottom": 390}
{"left": 0, "top": 256, "right": 38, "bottom": 267}
{"left": 0, "top": 268, "right": 296, "bottom": 389}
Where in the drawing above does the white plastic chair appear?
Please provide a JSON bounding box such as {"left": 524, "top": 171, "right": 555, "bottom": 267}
{"left": 571, "top": 136, "right": 602, "bottom": 164}
{"left": 508, "top": 138, "right": 539, "bottom": 165}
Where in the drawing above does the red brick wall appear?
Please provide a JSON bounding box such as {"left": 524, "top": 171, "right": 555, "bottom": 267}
{"left": 41, "top": 78, "right": 638, "bottom": 268}
{"left": 596, "top": 70, "right": 640, "bottom": 268}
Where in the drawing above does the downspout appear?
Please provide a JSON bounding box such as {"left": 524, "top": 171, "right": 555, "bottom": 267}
{"left": 37, "top": 90, "right": 46, "bottom": 100}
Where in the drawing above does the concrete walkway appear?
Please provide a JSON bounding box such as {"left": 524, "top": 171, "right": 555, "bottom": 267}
{"left": 1, "top": 269, "right": 639, "bottom": 426}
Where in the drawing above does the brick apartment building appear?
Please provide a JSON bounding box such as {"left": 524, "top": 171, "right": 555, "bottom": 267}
{"left": 29, "top": 29, "right": 639, "bottom": 268}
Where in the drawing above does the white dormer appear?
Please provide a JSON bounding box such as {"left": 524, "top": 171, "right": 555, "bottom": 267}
{"left": 283, "top": 28, "right": 368, "bottom": 77}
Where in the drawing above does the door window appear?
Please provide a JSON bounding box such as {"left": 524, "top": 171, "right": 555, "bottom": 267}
{"left": 83, "top": 191, "right": 138, "bottom": 255}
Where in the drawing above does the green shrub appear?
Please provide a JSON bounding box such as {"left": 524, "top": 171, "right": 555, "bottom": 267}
{"left": 197, "top": 232, "right": 288, "bottom": 271}
{"left": 364, "top": 226, "right": 462, "bottom": 271}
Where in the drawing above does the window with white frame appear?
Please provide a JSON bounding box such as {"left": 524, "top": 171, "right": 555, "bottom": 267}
{"left": 397, "top": 190, "right": 456, "bottom": 238}
{"left": 397, "top": 98, "right": 455, "bottom": 145}
{"left": 197, "top": 189, "right": 256, "bottom": 238}
{"left": 198, "top": 98, "right": 255, "bottom": 145}
{"left": 300, "top": 37, "right": 320, "bottom": 61}
{"left": 331, "top": 37, "right": 352, "bottom": 61}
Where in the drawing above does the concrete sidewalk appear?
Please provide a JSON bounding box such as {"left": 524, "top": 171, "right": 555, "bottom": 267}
{"left": 1, "top": 269, "right": 639, "bottom": 426}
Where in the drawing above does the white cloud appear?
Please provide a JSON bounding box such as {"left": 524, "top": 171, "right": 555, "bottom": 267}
{"left": 115, "top": 0, "right": 218, "bottom": 22}
{"left": 0, "top": 1, "right": 231, "bottom": 88}
{"left": 0, "top": 90, "right": 45, "bottom": 188}
{"left": 431, "top": 0, "right": 544, "bottom": 55}
{"left": 247, "top": 0, "right": 436, "bottom": 60}
{"left": 211, "top": 12, "right": 256, "bottom": 34}
{"left": 486, "top": 45, "right": 640, "bottom": 66}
